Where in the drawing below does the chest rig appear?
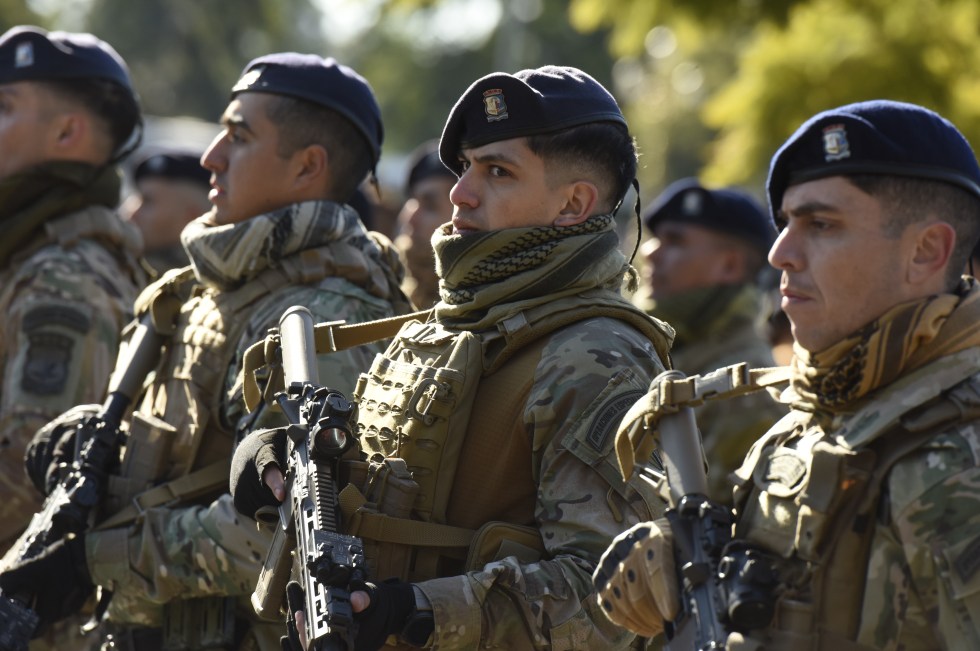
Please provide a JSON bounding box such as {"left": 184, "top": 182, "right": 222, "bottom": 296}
{"left": 339, "top": 295, "right": 670, "bottom": 582}
{"left": 729, "top": 348, "right": 980, "bottom": 650}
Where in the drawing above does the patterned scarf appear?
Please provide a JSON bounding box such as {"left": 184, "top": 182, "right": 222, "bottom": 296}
{"left": 182, "top": 200, "right": 406, "bottom": 304}
{"left": 784, "top": 277, "right": 980, "bottom": 413}
{"left": 432, "top": 213, "right": 638, "bottom": 330}
{"left": 0, "top": 161, "right": 122, "bottom": 266}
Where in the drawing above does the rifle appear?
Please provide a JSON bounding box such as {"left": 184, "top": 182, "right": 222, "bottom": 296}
{"left": 0, "top": 314, "right": 164, "bottom": 651}
{"left": 642, "top": 370, "right": 778, "bottom": 651}
{"left": 251, "top": 306, "right": 366, "bottom": 651}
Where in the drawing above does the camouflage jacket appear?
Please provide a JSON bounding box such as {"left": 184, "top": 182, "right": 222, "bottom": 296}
{"left": 0, "top": 205, "right": 143, "bottom": 552}
{"left": 660, "top": 284, "right": 787, "bottom": 504}
{"left": 84, "top": 202, "right": 410, "bottom": 644}
{"left": 730, "top": 348, "right": 980, "bottom": 650}
{"left": 368, "top": 219, "right": 672, "bottom": 650}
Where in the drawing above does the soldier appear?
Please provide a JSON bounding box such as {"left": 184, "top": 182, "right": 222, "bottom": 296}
{"left": 230, "top": 65, "right": 674, "bottom": 650}
{"left": 394, "top": 139, "right": 456, "bottom": 309}
{"left": 595, "top": 99, "right": 980, "bottom": 649}
{"left": 639, "top": 179, "right": 785, "bottom": 503}
{"left": 0, "top": 53, "right": 411, "bottom": 650}
{"left": 0, "top": 25, "right": 144, "bottom": 554}
{"left": 122, "top": 149, "right": 210, "bottom": 277}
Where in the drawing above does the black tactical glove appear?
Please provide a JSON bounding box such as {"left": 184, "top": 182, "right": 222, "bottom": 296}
{"left": 277, "top": 578, "right": 432, "bottom": 651}
{"left": 354, "top": 579, "right": 432, "bottom": 650}
{"left": 230, "top": 427, "right": 288, "bottom": 518}
{"left": 0, "top": 534, "right": 94, "bottom": 633}
{"left": 24, "top": 404, "right": 101, "bottom": 495}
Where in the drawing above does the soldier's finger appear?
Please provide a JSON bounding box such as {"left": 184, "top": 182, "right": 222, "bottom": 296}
{"left": 263, "top": 466, "right": 286, "bottom": 501}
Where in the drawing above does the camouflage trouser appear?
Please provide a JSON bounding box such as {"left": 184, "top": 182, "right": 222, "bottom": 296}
{"left": 96, "top": 621, "right": 283, "bottom": 651}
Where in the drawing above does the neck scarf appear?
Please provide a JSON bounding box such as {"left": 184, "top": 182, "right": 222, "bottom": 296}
{"left": 0, "top": 161, "right": 121, "bottom": 265}
{"left": 181, "top": 200, "right": 405, "bottom": 302}
{"left": 650, "top": 284, "right": 751, "bottom": 347}
{"left": 432, "top": 213, "right": 637, "bottom": 329}
{"left": 784, "top": 278, "right": 980, "bottom": 413}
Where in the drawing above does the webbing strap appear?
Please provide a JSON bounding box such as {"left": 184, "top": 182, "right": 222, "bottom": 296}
{"left": 338, "top": 483, "right": 474, "bottom": 548}
{"left": 96, "top": 458, "right": 232, "bottom": 530}
{"left": 241, "top": 309, "right": 432, "bottom": 411}
{"left": 615, "top": 364, "right": 793, "bottom": 479}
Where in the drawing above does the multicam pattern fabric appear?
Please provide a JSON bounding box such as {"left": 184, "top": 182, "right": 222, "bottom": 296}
{"left": 371, "top": 217, "right": 672, "bottom": 649}
{"left": 84, "top": 201, "right": 409, "bottom": 650}
{"left": 650, "top": 284, "right": 787, "bottom": 504}
{"left": 0, "top": 167, "right": 144, "bottom": 554}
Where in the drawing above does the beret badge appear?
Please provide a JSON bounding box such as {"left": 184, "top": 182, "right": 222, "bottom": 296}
{"left": 15, "top": 41, "right": 32, "bottom": 68}
{"left": 822, "top": 123, "right": 850, "bottom": 162}
{"left": 483, "top": 88, "right": 508, "bottom": 123}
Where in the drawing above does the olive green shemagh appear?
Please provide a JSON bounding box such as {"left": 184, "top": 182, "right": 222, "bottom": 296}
{"left": 432, "top": 213, "right": 640, "bottom": 330}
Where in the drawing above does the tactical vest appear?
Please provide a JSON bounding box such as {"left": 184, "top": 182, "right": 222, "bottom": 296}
{"left": 729, "top": 347, "right": 980, "bottom": 650}
{"left": 343, "top": 292, "right": 672, "bottom": 583}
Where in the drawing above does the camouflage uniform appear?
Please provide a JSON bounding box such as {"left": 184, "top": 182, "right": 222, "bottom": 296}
{"left": 84, "top": 202, "right": 409, "bottom": 650}
{"left": 729, "top": 346, "right": 980, "bottom": 650}
{"left": 651, "top": 284, "right": 786, "bottom": 504}
{"left": 0, "top": 163, "right": 144, "bottom": 554}
{"left": 352, "top": 217, "right": 672, "bottom": 649}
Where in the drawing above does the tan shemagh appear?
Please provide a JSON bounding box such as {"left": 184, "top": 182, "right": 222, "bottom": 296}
{"left": 785, "top": 277, "right": 980, "bottom": 412}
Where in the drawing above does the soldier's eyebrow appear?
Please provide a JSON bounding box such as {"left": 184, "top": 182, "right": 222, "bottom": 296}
{"left": 468, "top": 150, "right": 521, "bottom": 169}
{"left": 219, "top": 112, "right": 253, "bottom": 134}
{"left": 784, "top": 199, "right": 839, "bottom": 218}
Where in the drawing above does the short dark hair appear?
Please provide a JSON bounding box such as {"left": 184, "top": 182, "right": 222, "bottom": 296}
{"left": 526, "top": 121, "right": 637, "bottom": 214}
{"left": 848, "top": 174, "right": 980, "bottom": 288}
{"left": 264, "top": 94, "right": 373, "bottom": 202}
{"left": 39, "top": 77, "right": 139, "bottom": 158}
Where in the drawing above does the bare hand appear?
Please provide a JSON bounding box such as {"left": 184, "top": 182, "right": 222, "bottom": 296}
{"left": 262, "top": 465, "right": 286, "bottom": 502}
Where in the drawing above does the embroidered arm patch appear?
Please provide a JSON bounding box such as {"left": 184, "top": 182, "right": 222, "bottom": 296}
{"left": 19, "top": 305, "right": 91, "bottom": 395}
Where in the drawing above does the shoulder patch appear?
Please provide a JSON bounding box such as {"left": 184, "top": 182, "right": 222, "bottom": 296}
{"left": 22, "top": 305, "right": 91, "bottom": 334}
{"left": 587, "top": 389, "right": 645, "bottom": 451}
{"left": 21, "top": 331, "right": 74, "bottom": 395}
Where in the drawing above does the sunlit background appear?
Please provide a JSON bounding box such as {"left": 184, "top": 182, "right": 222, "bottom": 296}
{"left": 12, "top": 0, "right": 980, "bottom": 216}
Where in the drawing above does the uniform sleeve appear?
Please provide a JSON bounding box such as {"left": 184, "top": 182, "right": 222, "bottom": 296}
{"left": 417, "top": 319, "right": 669, "bottom": 649}
{"left": 0, "top": 250, "right": 134, "bottom": 546}
{"left": 856, "top": 430, "right": 980, "bottom": 650}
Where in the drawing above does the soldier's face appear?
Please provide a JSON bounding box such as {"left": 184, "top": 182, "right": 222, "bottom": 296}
{"left": 642, "top": 222, "right": 742, "bottom": 300}
{"left": 769, "top": 176, "right": 916, "bottom": 353}
{"left": 121, "top": 177, "right": 209, "bottom": 251}
{"left": 449, "top": 137, "right": 579, "bottom": 233}
{"left": 397, "top": 175, "right": 454, "bottom": 270}
{"left": 0, "top": 81, "right": 64, "bottom": 179}
{"left": 201, "top": 93, "right": 305, "bottom": 225}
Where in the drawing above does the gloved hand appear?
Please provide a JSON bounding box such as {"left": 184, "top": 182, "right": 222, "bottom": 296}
{"left": 592, "top": 518, "right": 680, "bottom": 638}
{"left": 229, "top": 427, "right": 287, "bottom": 518}
{"left": 278, "top": 578, "right": 431, "bottom": 651}
{"left": 0, "top": 534, "right": 94, "bottom": 633}
{"left": 24, "top": 404, "right": 101, "bottom": 495}
{"left": 353, "top": 578, "right": 430, "bottom": 650}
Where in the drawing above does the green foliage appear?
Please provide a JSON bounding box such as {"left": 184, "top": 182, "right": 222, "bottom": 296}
{"left": 702, "top": 0, "right": 980, "bottom": 189}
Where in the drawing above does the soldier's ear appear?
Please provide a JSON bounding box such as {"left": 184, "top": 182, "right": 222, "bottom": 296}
{"left": 553, "top": 180, "right": 598, "bottom": 227}
{"left": 907, "top": 220, "right": 955, "bottom": 287}
{"left": 293, "top": 144, "right": 328, "bottom": 190}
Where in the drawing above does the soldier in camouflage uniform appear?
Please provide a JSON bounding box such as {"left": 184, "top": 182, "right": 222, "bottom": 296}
{"left": 594, "top": 100, "right": 980, "bottom": 649}
{"left": 638, "top": 179, "right": 785, "bottom": 504}
{"left": 0, "top": 54, "right": 411, "bottom": 650}
{"left": 231, "top": 65, "right": 673, "bottom": 650}
{"left": 0, "top": 26, "right": 144, "bottom": 555}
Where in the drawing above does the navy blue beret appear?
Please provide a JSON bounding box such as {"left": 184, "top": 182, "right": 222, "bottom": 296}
{"left": 644, "top": 178, "right": 775, "bottom": 254}
{"left": 0, "top": 25, "right": 134, "bottom": 92}
{"left": 767, "top": 100, "right": 980, "bottom": 223}
{"left": 405, "top": 139, "right": 454, "bottom": 195}
{"left": 439, "top": 65, "right": 627, "bottom": 175}
{"left": 134, "top": 150, "right": 209, "bottom": 187}
{"left": 231, "top": 53, "right": 383, "bottom": 165}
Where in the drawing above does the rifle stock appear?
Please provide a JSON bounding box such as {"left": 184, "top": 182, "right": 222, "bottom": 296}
{"left": 251, "top": 306, "right": 365, "bottom": 651}
{"left": 0, "top": 314, "right": 164, "bottom": 651}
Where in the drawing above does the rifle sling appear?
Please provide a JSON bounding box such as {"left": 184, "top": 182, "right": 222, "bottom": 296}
{"left": 96, "top": 458, "right": 232, "bottom": 530}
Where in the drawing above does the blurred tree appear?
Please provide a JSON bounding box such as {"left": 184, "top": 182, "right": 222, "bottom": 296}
{"left": 0, "top": 2, "right": 46, "bottom": 32}
{"left": 82, "top": 0, "right": 325, "bottom": 120}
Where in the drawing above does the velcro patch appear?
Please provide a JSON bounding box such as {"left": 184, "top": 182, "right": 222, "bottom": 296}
{"left": 587, "top": 389, "right": 644, "bottom": 451}
{"left": 21, "top": 331, "right": 74, "bottom": 395}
